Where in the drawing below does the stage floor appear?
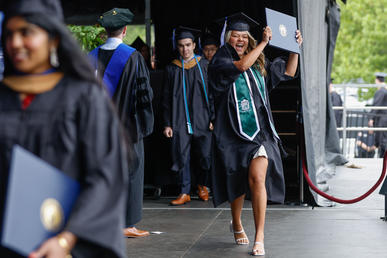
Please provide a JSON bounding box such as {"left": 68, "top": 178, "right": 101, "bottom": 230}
{"left": 126, "top": 158, "right": 387, "bottom": 257}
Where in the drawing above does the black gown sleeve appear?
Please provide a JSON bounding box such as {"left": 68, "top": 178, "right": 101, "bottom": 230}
{"left": 114, "top": 51, "right": 154, "bottom": 142}
{"left": 265, "top": 56, "right": 297, "bottom": 92}
{"left": 65, "top": 85, "right": 128, "bottom": 258}
{"left": 208, "top": 46, "right": 241, "bottom": 95}
{"left": 199, "top": 59, "right": 215, "bottom": 122}
{"left": 161, "top": 65, "right": 173, "bottom": 128}
{"left": 133, "top": 53, "right": 154, "bottom": 138}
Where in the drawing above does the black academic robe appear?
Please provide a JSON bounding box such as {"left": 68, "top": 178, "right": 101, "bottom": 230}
{"left": 372, "top": 87, "right": 387, "bottom": 156}
{"left": 208, "top": 43, "right": 295, "bottom": 207}
{"left": 0, "top": 77, "right": 128, "bottom": 258}
{"left": 330, "top": 91, "right": 343, "bottom": 127}
{"left": 97, "top": 49, "right": 154, "bottom": 143}
{"left": 162, "top": 57, "right": 213, "bottom": 173}
{"left": 96, "top": 47, "right": 154, "bottom": 226}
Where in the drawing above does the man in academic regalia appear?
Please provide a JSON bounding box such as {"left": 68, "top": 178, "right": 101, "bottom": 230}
{"left": 201, "top": 33, "right": 219, "bottom": 62}
{"left": 329, "top": 78, "right": 343, "bottom": 128}
{"left": 89, "top": 8, "right": 154, "bottom": 238}
{"left": 370, "top": 72, "right": 387, "bottom": 157}
{"left": 162, "top": 27, "right": 213, "bottom": 205}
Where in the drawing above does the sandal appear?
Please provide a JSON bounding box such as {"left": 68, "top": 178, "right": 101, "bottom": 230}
{"left": 229, "top": 220, "right": 249, "bottom": 245}
{"left": 251, "top": 241, "right": 265, "bottom": 256}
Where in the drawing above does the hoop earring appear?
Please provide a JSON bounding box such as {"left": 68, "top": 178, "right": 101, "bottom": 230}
{"left": 50, "top": 47, "right": 60, "bottom": 68}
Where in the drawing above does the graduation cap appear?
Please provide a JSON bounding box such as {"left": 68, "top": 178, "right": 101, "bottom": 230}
{"left": 174, "top": 26, "right": 201, "bottom": 41}
{"left": 5, "top": 0, "right": 64, "bottom": 21}
{"left": 131, "top": 36, "right": 148, "bottom": 51}
{"left": 97, "top": 8, "right": 134, "bottom": 31}
{"left": 375, "top": 72, "right": 387, "bottom": 82}
{"left": 172, "top": 26, "right": 201, "bottom": 49}
{"left": 202, "top": 33, "right": 219, "bottom": 47}
{"left": 225, "top": 12, "right": 260, "bottom": 32}
{"left": 216, "top": 12, "right": 260, "bottom": 46}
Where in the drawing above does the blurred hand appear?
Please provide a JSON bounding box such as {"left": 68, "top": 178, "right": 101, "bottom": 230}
{"left": 29, "top": 237, "right": 69, "bottom": 258}
{"left": 262, "top": 26, "right": 272, "bottom": 43}
{"left": 163, "top": 127, "right": 173, "bottom": 138}
{"left": 295, "top": 30, "right": 303, "bottom": 46}
{"left": 29, "top": 232, "right": 76, "bottom": 258}
{"left": 209, "top": 122, "right": 214, "bottom": 131}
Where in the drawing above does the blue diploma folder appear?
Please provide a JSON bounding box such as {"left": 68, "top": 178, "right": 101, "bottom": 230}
{"left": 265, "top": 8, "right": 300, "bottom": 54}
{"left": 1, "top": 145, "right": 80, "bottom": 256}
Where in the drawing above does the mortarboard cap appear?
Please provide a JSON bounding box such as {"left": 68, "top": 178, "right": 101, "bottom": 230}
{"left": 131, "top": 36, "right": 147, "bottom": 50}
{"left": 217, "top": 12, "right": 260, "bottom": 32}
{"left": 202, "top": 33, "right": 219, "bottom": 47}
{"left": 227, "top": 12, "right": 260, "bottom": 31}
{"left": 97, "top": 8, "right": 134, "bottom": 31}
{"left": 375, "top": 72, "right": 387, "bottom": 80}
{"left": 175, "top": 26, "right": 201, "bottom": 41}
{"left": 5, "top": 0, "right": 64, "bottom": 21}
{"left": 216, "top": 12, "right": 260, "bottom": 46}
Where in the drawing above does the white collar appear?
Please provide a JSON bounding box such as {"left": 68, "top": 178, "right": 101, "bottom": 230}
{"left": 100, "top": 37, "right": 123, "bottom": 50}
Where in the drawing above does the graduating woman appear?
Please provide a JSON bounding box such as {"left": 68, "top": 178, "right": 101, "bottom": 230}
{"left": 208, "top": 13, "right": 302, "bottom": 256}
{"left": 0, "top": 0, "right": 128, "bottom": 257}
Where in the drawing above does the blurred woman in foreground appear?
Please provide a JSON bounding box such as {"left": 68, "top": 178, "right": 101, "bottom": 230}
{"left": 0, "top": 0, "right": 128, "bottom": 257}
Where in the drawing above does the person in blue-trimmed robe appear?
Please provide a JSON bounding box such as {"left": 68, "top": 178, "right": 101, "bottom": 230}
{"left": 89, "top": 8, "right": 154, "bottom": 238}
{"left": 161, "top": 27, "right": 213, "bottom": 205}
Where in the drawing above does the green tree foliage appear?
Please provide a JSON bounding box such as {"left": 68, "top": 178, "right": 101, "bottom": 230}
{"left": 67, "top": 25, "right": 147, "bottom": 52}
{"left": 67, "top": 25, "right": 106, "bottom": 52}
{"left": 332, "top": 0, "right": 387, "bottom": 101}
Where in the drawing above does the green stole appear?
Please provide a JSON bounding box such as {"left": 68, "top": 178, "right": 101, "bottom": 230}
{"left": 233, "top": 68, "right": 279, "bottom": 141}
{"left": 233, "top": 71, "right": 260, "bottom": 140}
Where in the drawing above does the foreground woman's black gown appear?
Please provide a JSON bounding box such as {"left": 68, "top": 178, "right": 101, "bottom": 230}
{"left": 0, "top": 76, "right": 128, "bottom": 258}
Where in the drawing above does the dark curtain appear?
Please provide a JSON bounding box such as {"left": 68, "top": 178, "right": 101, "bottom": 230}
{"left": 298, "top": 0, "right": 347, "bottom": 206}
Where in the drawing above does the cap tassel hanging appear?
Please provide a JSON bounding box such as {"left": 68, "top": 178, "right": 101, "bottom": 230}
{"left": 198, "top": 36, "right": 202, "bottom": 55}
{"left": 220, "top": 17, "right": 227, "bottom": 46}
{"left": 172, "top": 28, "right": 176, "bottom": 50}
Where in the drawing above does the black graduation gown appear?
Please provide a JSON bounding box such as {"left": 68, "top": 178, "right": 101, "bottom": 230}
{"left": 372, "top": 87, "right": 387, "bottom": 154}
{"left": 96, "top": 48, "right": 154, "bottom": 225}
{"left": 162, "top": 57, "right": 213, "bottom": 173}
{"left": 330, "top": 91, "right": 343, "bottom": 127}
{"left": 208, "top": 43, "right": 295, "bottom": 207}
{"left": 97, "top": 49, "right": 154, "bottom": 142}
{"left": 0, "top": 77, "right": 128, "bottom": 258}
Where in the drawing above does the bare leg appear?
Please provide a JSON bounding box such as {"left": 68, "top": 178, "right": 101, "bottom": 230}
{"left": 249, "top": 156, "right": 268, "bottom": 254}
{"left": 230, "top": 194, "right": 249, "bottom": 244}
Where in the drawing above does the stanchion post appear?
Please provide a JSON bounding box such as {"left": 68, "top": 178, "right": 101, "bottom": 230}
{"left": 342, "top": 84, "right": 347, "bottom": 158}
{"left": 379, "top": 174, "right": 387, "bottom": 221}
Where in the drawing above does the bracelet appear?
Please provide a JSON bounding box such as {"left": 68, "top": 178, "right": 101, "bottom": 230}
{"left": 57, "top": 235, "right": 72, "bottom": 258}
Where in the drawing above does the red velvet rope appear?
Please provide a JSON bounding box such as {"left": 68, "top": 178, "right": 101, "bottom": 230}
{"left": 302, "top": 150, "right": 387, "bottom": 204}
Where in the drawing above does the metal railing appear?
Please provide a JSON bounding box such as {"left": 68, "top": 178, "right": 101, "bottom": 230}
{"left": 332, "top": 83, "right": 386, "bottom": 158}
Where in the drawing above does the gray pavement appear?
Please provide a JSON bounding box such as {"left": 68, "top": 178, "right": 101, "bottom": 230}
{"left": 126, "top": 158, "right": 387, "bottom": 258}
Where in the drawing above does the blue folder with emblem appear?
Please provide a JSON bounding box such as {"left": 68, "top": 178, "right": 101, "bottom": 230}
{"left": 1, "top": 145, "right": 80, "bottom": 256}
{"left": 265, "top": 8, "right": 300, "bottom": 54}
